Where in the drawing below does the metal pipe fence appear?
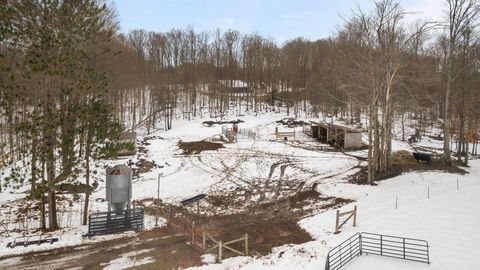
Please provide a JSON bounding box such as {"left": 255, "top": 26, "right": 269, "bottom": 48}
{"left": 325, "top": 232, "right": 429, "bottom": 270}
{"left": 88, "top": 208, "right": 144, "bottom": 236}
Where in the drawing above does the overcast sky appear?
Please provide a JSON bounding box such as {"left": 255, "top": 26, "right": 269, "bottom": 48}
{"left": 114, "top": 0, "right": 445, "bottom": 44}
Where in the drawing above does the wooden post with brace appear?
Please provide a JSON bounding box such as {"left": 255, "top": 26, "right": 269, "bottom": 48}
{"left": 335, "top": 205, "right": 357, "bottom": 234}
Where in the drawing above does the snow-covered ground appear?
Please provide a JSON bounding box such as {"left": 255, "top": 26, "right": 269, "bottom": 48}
{"left": 0, "top": 109, "right": 357, "bottom": 257}
{"left": 187, "top": 161, "right": 480, "bottom": 270}
{"left": 0, "top": 107, "right": 478, "bottom": 270}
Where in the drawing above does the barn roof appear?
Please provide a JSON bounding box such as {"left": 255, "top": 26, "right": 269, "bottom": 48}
{"left": 310, "top": 120, "right": 363, "bottom": 133}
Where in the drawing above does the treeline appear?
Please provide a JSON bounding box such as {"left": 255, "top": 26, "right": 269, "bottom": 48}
{"left": 0, "top": 0, "right": 129, "bottom": 229}
{"left": 1, "top": 0, "right": 480, "bottom": 230}
{"left": 118, "top": 0, "right": 480, "bottom": 183}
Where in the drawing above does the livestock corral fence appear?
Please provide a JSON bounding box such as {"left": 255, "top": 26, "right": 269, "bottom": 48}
{"left": 274, "top": 127, "right": 296, "bottom": 141}
{"left": 325, "top": 232, "right": 429, "bottom": 270}
{"left": 162, "top": 206, "right": 248, "bottom": 262}
{"left": 88, "top": 208, "right": 144, "bottom": 236}
{"left": 221, "top": 126, "right": 256, "bottom": 141}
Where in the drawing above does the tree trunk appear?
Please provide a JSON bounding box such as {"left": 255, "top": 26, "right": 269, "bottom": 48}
{"left": 368, "top": 105, "right": 375, "bottom": 184}
{"left": 444, "top": 39, "right": 454, "bottom": 165}
{"left": 30, "top": 138, "right": 37, "bottom": 197}
{"left": 45, "top": 85, "right": 58, "bottom": 230}
{"left": 83, "top": 136, "right": 91, "bottom": 226}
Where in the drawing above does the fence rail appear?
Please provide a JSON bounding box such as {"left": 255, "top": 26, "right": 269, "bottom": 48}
{"left": 168, "top": 207, "right": 204, "bottom": 250}
{"left": 7, "top": 233, "right": 58, "bottom": 248}
{"left": 361, "top": 232, "right": 429, "bottom": 264}
{"left": 163, "top": 206, "right": 248, "bottom": 262}
{"left": 325, "top": 232, "right": 429, "bottom": 270}
{"left": 325, "top": 233, "right": 361, "bottom": 270}
{"left": 202, "top": 232, "right": 248, "bottom": 262}
{"left": 335, "top": 206, "right": 357, "bottom": 234}
{"left": 221, "top": 126, "right": 256, "bottom": 141}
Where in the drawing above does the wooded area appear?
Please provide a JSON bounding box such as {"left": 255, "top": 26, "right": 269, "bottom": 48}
{"left": 1, "top": 0, "right": 480, "bottom": 230}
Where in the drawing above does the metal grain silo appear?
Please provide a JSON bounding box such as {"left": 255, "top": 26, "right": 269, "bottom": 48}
{"left": 106, "top": 165, "right": 132, "bottom": 214}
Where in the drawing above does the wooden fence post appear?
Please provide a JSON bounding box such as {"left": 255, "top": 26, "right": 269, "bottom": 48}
{"left": 245, "top": 233, "right": 248, "bottom": 256}
{"left": 335, "top": 210, "right": 340, "bottom": 233}
{"left": 218, "top": 240, "right": 223, "bottom": 262}
{"left": 202, "top": 231, "right": 206, "bottom": 251}
{"left": 192, "top": 222, "right": 195, "bottom": 245}
{"left": 353, "top": 206, "right": 357, "bottom": 227}
{"left": 167, "top": 205, "right": 172, "bottom": 226}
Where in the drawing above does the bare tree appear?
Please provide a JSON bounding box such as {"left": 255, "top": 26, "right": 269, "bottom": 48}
{"left": 443, "top": 0, "right": 480, "bottom": 164}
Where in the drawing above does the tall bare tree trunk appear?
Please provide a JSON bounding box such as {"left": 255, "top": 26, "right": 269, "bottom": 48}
{"left": 368, "top": 105, "right": 375, "bottom": 184}
{"left": 45, "top": 86, "right": 58, "bottom": 230}
{"left": 444, "top": 47, "right": 453, "bottom": 164}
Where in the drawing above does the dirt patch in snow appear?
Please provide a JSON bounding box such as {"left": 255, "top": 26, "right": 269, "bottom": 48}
{"left": 186, "top": 188, "right": 353, "bottom": 256}
{"left": 131, "top": 158, "right": 158, "bottom": 177}
{"left": 5, "top": 159, "right": 355, "bottom": 268}
{"left": 276, "top": 118, "right": 310, "bottom": 127}
{"left": 137, "top": 186, "right": 353, "bottom": 259}
{"left": 348, "top": 162, "right": 468, "bottom": 185}
{"left": 178, "top": 140, "right": 224, "bottom": 155}
{"left": 202, "top": 119, "right": 244, "bottom": 127}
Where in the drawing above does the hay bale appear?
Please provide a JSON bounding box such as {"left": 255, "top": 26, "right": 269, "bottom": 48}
{"left": 392, "top": 150, "right": 416, "bottom": 165}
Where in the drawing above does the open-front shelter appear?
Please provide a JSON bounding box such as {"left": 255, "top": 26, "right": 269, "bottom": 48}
{"left": 306, "top": 121, "right": 363, "bottom": 149}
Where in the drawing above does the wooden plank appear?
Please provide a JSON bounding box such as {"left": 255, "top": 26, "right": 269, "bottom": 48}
{"left": 353, "top": 206, "right": 357, "bottom": 226}
{"left": 219, "top": 241, "right": 223, "bottom": 261}
{"left": 245, "top": 233, "right": 248, "bottom": 256}
{"left": 223, "top": 236, "right": 245, "bottom": 246}
{"left": 192, "top": 222, "right": 195, "bottom": 245}
{"left": 339, "top": 210, "right": 355, "bottom": 216}
{"left": 338, "top": 213, "right": 354, "bottom": 228}
{"left": 205, "top": 244, "right": 219, "bottom": 253}
{"left": 335, "top": 210, "right": 340, "bottom": 233}
{"left": 206, "top": 234, "right": 218, "bottom": 244}
{"left": 222, "top": 244, "right": 244, "bottom": 255}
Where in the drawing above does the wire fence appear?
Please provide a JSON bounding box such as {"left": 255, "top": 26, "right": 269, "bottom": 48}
{"left": 221, "top": 126, "right": 256, "bottom": 141}
{"left": 165, "top": 206, "right": 204, "bottom": 250}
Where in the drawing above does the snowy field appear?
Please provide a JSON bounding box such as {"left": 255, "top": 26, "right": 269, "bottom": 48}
{"left": 187, "top": 160, "right": 480, "bottom": 270}
{"left": 0, "top": 110, "right": 358, "bottom": 257}
{"left": 0, "top": 109, "right": 478, "bottom": 270}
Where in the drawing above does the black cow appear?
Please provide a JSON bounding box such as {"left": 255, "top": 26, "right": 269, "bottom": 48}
{"left": 408, "top": 135, "right": 418, "bottom": 143}
{"left": 413, "top": 152, "right": 431, "bottom": 164}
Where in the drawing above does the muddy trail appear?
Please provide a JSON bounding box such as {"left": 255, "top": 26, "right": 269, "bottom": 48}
{"left": 347, "top": 163, "right": 467, "bottom": 185}
{"left": 181, "top": 187, "right": 353, "bottom": 256}
{"left": 0, "top": 228, "right": 201, "bottom": 270}
{"left": 2, "top": 188, "right": 352, "bottom": 270}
